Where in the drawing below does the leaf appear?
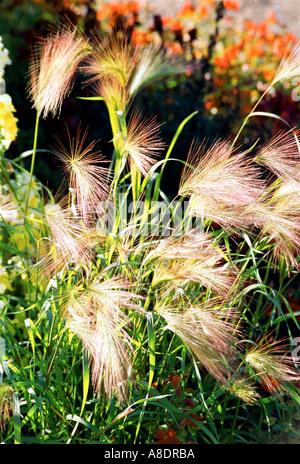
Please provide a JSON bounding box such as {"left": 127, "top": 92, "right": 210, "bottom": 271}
{"left": 13, "top": 392, "right": 21, "bottom": 445}
{"left": 65, "top": 414, "right": 101, "bottom": 434}
{"left": 146, "top": 311, "right": 156, "bottom": 390}
{"left": 250, "top": 111, "right": 300, "bottom": 154}
{"left": 14, "top": 149, "right": 55, "bottom": 161}
{"left": 80, "top": 348, "right": 90, "bottom": 416}
{"left": 153, "top": 111, "right": 198, "bottom": 199}
{"left": 77, "top": 96, "right": 105, "bottom": 101}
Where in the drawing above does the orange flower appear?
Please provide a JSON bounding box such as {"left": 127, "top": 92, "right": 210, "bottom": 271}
{"left": 223, "top": 0, "right": 239, "bottom": 10}
{"left": 214, "top": 77, "right": 225, "bottom": 87}
{"left": 246, "top": 43, "right": 264, "bottom": 59}
{"left": 168, "top": 42, "right": 184, "bottom": 55}
{"left": 179, "top": 413, "right": 204, "bottom": 428}
{"left": 131, "top": 30, "right": 150, "bottom": 45}
{"left": 161, "top": 16, "right": 183, "bottom": 32}
{"left": 197, "top": 0, "right": 215, "bottom": 7}
{"left": 204, "top": 98, "right": 216, "bottom": 110}
{"left": 194, "top": 50, "right": 202, "bottom": 60}
{"left": 168, "top": 374, "right": 182, "bottom": 396}
{"left": 262, "top": 68, "right": 276, "bottom": 82}
{"left": 265, "top": 12, "right": 276, "bottom": 24}
{"left": 214, "top": 55, "right": 230, "bottom": 69}
{"left": 168, "top": 374, "right": 181, "bottom": 389}
{"left": 96, "top": 1, "right": 139, "bottom": 24}
{"left": 156, "top": 428, "right": 181, "bottom": 444}
{"left": 199, "top": 6, "right": 210, "bottom": 18}
{"left": 177, "top": 1, "right": 196, "bottom": 18}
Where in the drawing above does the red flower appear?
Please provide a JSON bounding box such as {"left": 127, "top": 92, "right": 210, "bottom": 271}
{"left": 156, "top": 428, "right": 181, "bottom": 444}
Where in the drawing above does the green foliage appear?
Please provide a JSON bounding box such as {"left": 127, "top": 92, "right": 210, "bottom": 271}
{"left": 1, "top": 17, "right": 300, "bottom": 445}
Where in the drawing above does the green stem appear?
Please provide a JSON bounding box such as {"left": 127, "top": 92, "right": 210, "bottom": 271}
{"left": 229, "top": 398, "right": 240, "bottom": 443}
{"left": 131, "top": 162, "right": 141, "bottom": 204}
{"left": 24, "top": 112, "right": 39, "bottom": 223}
{"left": 231, "top": 86, "right": 271, "bottom": 148}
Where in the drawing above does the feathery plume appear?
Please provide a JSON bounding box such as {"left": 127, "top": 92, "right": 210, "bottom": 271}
{"left": 272, "top": 41, "right": 300, "bottom": 86}
{"left": 64, "top": 277, "right": 144, "bottom": 402}
{"left": 249, "top": 179, "right": 300, "bottom": 268}
{"left": 95, "top": 76, "right": 128, "bottom": 114}
{"left": 83, "top": 33, "right": 187, "bottom": 99}
{"left": 229, "top": 377, "right": 260, "bottom": 405}
{"left": 254, "top": 130, "right": 300, "bottom": 180}
{"left": 129, "top": 41, "right": 187, "bottom": 97}
{"left": 43, "top": 201, "right": 94, "bottom": 272}
{"left": 156, "top": 299, "right": 239, "bottom": 383}
{"left": 0, "top": 384, "right": 13, "bottom": 432}
{"left": 28, "top": 24, "right": 90, "bottom": 118}
{"left": 54, "top": 126, "right": 110, "bottom": 225}
{"left": 147, "top": 231, "right": 239, "bottom": 297}
{"left": 123, "top": 109, "right": 164, "bottom": 177}
{"left": 82, "top": 33, "right": 138, "bottom": 89}
{"left": 245, "top": 337, "right": 300, "bottom": 397}
{"left": 179, "top": 140, "right": 265, "bottom": 231}
{"left": 0, "top": 192, "right": 19, "bottom": 223}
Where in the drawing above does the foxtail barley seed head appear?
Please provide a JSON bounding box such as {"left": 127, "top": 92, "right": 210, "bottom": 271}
{"left": 229, "top": 377, "right": 260, "bottom": 405}
{"left": 0, "top": 384, "right": 13, "bottom": 432}
{"left": 83, "top": 33, "right": 138, "bottom": 89}
{"left": 254, "top": 130, "right": 300, "bottom": 180}
{"left": 0, "top": 192, "right": 19, "bottom": 223}
{"left": 156, "top": 299, "right": 240, "bottom": 384}
{"left": 123, "top": 109, "right": 164, "bottom": 177}
{"left": 147, "top": 231, "right": 239, "bottom": 297}
{"left": 252, "top": 179, "right": 300, "bottom": 269}
{"left": 28, "top": 24, "right": 90, "bottom": 118}
{"left": 245, "top": 338, "right": 300, "bottom": 397}
{"left": 95, "top": 76, "right": 128, "bottom": 114}
{"left": 54, "top": 126, "right": 110, "bottom": 225}
{"left": 129, "top": 41, "right": 188, "bottom": 97}
{"left": 43, "top": 201, "right": 95, "bottom": 271}
{"left": 64, "top": 277, "right": 143, "bottom": 402}
{"left": 179, "top": 140, "right": 265, "bottom": 231}
{"left": 272, "top": 41, "right": 300, "bottom": 86}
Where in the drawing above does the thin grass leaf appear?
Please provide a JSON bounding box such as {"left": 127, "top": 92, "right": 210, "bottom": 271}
{"left": 80, "top": 348, "right": 90, "bottom": 416}
{"left": 153, "top": 111, "right": 198, "bottom": 199}
{"left": 12, "top": 392, "right": 21, "bottom": 445}
{"left": 77, "top": 96, "right": 105, "bottom": 101}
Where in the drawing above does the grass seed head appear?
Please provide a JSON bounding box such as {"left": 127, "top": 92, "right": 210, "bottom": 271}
{"left": 64, "top": 277, "right": 143, "bottom": 402}
{"left": 0, "top": 384, "right": 13, "bottom": 432}
{"left": 245, "top": 338, "right": 300, "bottom": 397}
{"left": 123, "top": 109, "right": 164, "bottom": 177}
{"left": 28, "top": 24, "right": 90, "bottom": 118}
{"left": 254, "top": 130, "right": 300, "bottom": 180}
{"left": 0, "top": 192, "right": 19, "bottom": 223}
{"left": 83, "top": 32, "right": 138, "bottom": 89}
{"left": 54, "top": 126, "right": 110, "bottom": 225}
{"left": 149, "top": 232, "right": 240, "bottom": 297}
{"left": 272, "top": 41, "right": 300, "bottom": 86}
{"left": 156, "top": 300, "right": 240, "bottom": 384}
{"left": 179, "top": 139, "right": 265, "bottom": 232}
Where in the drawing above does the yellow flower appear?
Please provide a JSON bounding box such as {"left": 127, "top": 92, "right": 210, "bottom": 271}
{"left": 0, "top": 94, "right": 18, "bottom": 150}
{"left": 0, "top": 264, "right": 12, "bottom": 292}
